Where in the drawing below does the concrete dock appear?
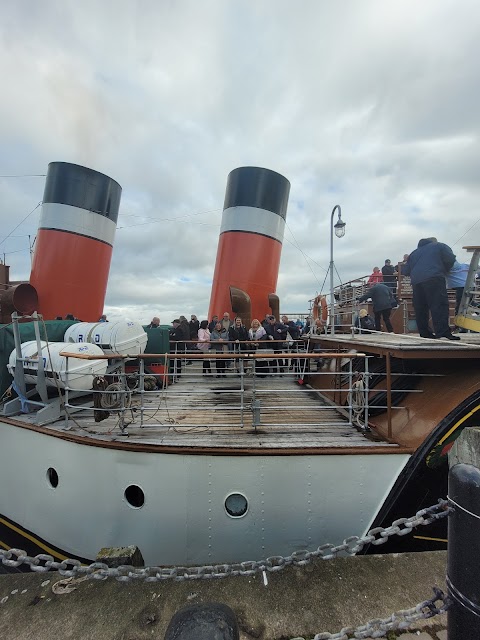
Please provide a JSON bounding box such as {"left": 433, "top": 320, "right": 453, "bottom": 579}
{"left": 0, "top": 551, "right": 448, "bottom": 639}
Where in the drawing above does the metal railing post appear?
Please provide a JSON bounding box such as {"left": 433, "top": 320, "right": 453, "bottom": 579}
{"left": 364, "top": 356, "right": 370, "bottom": 427}
{"left": 239, "top": 350, "right": 245, "bottom": 428}
{"left": 347, "top": 356, "right": 353, "bottom": 425}
{"left": 64, "top": 354, "right": 70, "bottom": 429}
{"left": 448, "top": 427, "right": 480, "bottom": 639}
{"left": 139, "top": 358, "right": 145, "bottom": 427}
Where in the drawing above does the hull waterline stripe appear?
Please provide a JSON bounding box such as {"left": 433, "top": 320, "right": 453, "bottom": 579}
{"left": 438, "top": 404, "right": 480, "bottom": 445}
{"left": 0, "top": 517, "right": 69, "bottom": 561}
{"left": 413, "top": 535, "right": 448, "bottom": 543}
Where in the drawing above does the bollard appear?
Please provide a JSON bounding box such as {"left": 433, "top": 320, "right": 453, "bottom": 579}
{"left": 164, "top": 602, "right": 239, "bottom": 640}
{"left": 448, "top": 428, "right": 480, "bottom": 639}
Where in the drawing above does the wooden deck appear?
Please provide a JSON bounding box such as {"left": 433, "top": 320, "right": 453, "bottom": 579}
{"left": 9, "top": 361, "right": 408, "bottom": 455}
{"left": 5, "top": 333, "right": 478, "bottom": 454}
{"left": 309, "top": 331, "right": 480, "bottom": 359}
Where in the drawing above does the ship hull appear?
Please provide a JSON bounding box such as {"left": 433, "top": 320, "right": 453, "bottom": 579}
{"left": 0, "top": 421, "right": 410, "bottom": 568}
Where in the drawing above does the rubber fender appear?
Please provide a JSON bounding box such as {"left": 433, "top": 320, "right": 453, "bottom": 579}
{"left": 164, "top": 602, "right": 239, "bottom": 640}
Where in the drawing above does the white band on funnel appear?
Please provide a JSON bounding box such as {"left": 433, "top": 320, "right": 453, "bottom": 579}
{"left": 39, "top": 203, "right": 117, "bottom": 246}
{"left": 220, "top": 206, "right": 285, "bottom": 243}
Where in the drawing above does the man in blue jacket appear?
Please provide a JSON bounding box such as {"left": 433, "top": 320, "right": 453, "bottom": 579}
{"left": 446, "top": 261, "right": 470, "bottom": 315}
{"left": 403, "top": 237, "right": 459, "bottom": 340}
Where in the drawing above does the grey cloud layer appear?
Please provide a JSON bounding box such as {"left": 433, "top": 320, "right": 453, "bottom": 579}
{"left": 0, "top": 0, "right": 479, "bottom": 322}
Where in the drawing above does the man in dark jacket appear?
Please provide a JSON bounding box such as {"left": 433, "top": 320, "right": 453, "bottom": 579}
{"left": 178, "top": 316, "right": 193, "bottom": 363}
{"left": 169, "top": 319, "right": 184, "bottom": 380}
{"left": 189, "top": 315, "right": 200, "bottom": 341}
{"left": 403, "top": 238, "right": 459, "bottom": 340}
{"left": 381, "top": 259, "right": 397, "bottom": 301}
{"left": 358, "top": 283, "right": 395, "bottom": 332}
{"left": 264, "top": 315, "right": 290, "bottom": 369}
{"left": 281, "top": 315, "right": 300, "bottom": 340}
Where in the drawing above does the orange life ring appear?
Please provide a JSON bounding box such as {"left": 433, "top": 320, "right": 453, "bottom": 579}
{"left": 312, "top": 295, "right": 328, "bottom": 324}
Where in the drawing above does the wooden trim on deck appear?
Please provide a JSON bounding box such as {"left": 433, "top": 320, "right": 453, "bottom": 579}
{"left": 309, "top": 333, "right": 480, "bottom": 360}
{"left": 1, "top": 417, "right": 414, "bottom": 456}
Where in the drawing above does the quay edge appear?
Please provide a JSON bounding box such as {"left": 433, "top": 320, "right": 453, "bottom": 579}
{"left": 0, "top": 550, "right": 447, "bottom": 639}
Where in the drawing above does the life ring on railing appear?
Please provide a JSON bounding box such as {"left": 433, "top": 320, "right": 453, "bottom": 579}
{"left": 312, "top": 295, "right": 328, "bottom": 324}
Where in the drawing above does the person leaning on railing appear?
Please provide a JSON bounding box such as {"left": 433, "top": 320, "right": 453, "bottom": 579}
{"left": 357, "top": 283, "right": 395, "bottom": 333}
{"left": 264, "top": 315, "right": 290, "bottom": 371}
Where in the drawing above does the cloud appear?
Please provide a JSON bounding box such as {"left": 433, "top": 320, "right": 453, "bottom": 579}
{"left": 0, "top": 0, "right": 478, "bottom": 323}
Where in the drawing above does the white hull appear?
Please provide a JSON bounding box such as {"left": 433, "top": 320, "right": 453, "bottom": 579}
{"left": 1, "top": 422, "right": 409, "bottom": 565}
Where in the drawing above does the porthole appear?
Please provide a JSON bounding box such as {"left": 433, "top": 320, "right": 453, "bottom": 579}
{"left": 125, "top": 485, "right": 145, "bottom": 508}
{"left": 46, "top": 468, "right": 59, "bottom": 488}
{"left": 225, "top": 492, "right": 248, "bottom": 518}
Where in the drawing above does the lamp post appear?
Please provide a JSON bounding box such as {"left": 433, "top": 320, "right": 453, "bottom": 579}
{"left": 329, "top": 205, "right": 346, "bottom": 335}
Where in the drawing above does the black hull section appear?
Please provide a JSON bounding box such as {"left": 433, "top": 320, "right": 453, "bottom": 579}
{"left": 362, "top": 390, "right": 480, "bottom": 554}
{"left": 0, "top": 513, "right": 90, "bottom": 574}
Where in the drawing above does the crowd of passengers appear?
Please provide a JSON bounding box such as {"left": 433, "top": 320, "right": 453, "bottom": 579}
{"left": 148, "top": 313, "right": 323, "bottom": 380}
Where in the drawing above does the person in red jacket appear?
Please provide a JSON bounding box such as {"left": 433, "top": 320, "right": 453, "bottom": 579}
{"left": 367, "top": 266, "right": 383, "bottom": 285}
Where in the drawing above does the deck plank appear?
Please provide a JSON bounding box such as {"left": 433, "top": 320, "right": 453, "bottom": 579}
{"left": 46, "top": 363, "right": 404, "bottom": 452}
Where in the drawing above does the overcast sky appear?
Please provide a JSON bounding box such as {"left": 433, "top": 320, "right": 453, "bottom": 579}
{"left": 1, "top": 0, "right": 479, "bottom": 324}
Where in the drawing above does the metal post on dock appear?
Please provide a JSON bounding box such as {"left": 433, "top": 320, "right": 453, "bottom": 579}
{"left": 447, "top": 426, "right": 480, "bottom": 639}
{"left": 329, "top": 204, "right": 346, "bottom": 336}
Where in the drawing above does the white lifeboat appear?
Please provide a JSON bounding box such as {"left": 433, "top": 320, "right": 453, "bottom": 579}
{"left": 8, "top": 341, "right": 107, "bottom": 391}
{"left": 63, "top": 320, "right": 147, "bottom": 358}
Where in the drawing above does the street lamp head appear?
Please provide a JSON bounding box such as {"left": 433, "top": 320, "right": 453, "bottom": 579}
{"left": 334, "top": 218, "right": 346, "bottom": 238}
{"left": 330, "top": 204, "right": 345, "bottom": 336}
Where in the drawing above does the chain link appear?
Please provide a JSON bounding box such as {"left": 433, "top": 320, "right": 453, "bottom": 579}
{"left": 0, "top": 502, "right": 451, "bottom": 639}
{"left": 0, "top": 500, "right": 449, "bottom": 583}
{"left": 291, "top": 587, "right": 450, "bottom": 640}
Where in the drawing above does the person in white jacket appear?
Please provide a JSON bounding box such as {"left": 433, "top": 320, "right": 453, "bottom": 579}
{"left": 248, "top": 319, "right": 269, "bottom": 377}
{"left": 196, "top": 320, "right": 211, "bottom": 375}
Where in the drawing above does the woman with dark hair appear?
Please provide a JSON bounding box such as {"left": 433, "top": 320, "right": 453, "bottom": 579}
{"left": 229, "top": 316, "right": 249, "bottom": 374}
{"left": 196, "top": 320, "right": 211, "bottom": 375}
{"left": 228, "top": 317, "right": 249, "bottom": 350}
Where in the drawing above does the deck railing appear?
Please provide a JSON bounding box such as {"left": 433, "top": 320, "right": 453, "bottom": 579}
{"left": 310, "top": 270, "right": 464, "bottom": 333}
{"left": 58, "top": 342, "right": 375, "bottom": 434}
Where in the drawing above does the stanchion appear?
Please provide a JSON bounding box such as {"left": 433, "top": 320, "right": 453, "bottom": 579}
{"left": 448, "top": 427, "right": 480, "bottom": 638}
